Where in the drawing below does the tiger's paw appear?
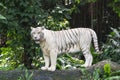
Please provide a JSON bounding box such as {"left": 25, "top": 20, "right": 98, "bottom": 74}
{"left": 41, "top": 66, "right": 48, "bottom": 70}
{"left": 81, "top": 64, "right": 92, "bottom": 68}
{"left": 48, "top": 66, "right": 56, "bottom": 71}
{"left": 81, "top": 64, "right": 88, "bottom": 67}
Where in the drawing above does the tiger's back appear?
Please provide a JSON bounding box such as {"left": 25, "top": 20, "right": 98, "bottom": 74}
{"left": 52, "top": 28, "right": 98, "bottom": 54}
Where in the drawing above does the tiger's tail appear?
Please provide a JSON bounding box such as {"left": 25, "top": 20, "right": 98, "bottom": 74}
{"left": 90, "top": 29, "right": 101, "bottom": 53}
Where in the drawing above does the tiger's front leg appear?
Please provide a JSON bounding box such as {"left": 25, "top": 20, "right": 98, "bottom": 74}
{"left": 48, "top": 50, "right": 57, "bottom": 71}
{"left": 41, "top": 54, "right": 50, "bottom": 70}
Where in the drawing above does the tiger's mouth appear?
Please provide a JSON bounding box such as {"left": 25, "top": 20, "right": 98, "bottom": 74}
{"left": 35, "top": 39, "right": 39, "bottom": 41}
{"left": 34, "top": 39, "right": 40, "bottom": 43}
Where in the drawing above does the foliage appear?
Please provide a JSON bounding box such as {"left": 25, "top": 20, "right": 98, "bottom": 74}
{"left": 0, "top": 3, "right": 6, "bottom": 20}
{"left": 80, "top": 63, "right": 120, "bottom": 80}
{"left": 104, "top": 63, "right": 111, "bottom": 77}
{"left": 111, "top": 70, "right": 120, "bottom": 76}
{"left": 108, "top": 0, "right": 120, "bottom": 17}
{"left": 0, "top": 14, "right": 6, "bottom": 20}
{"left": 70, "top": 0, "right": 97, "bottom": 13}
{"left": 57, "top": 54, "right": 84, "bottom": 70}
{"left": 17, "top": 70, "right": 33, "bottom": 80}
{"left": 39, "top": 5, "right": 71, "bottom": 30}
{"left": 104, "top": 68, "right": 120, "bottom": 79}
{"left": 80, "top": 68, "right": 101, "bottom": 80}
{"left": 99, "top": 28, "right": 120, "bottom": 64}
{"left": 104, "top": 76, "right": 120, "bottom": 80}
{"left": 0, "top": 47, "right": 23, "bottom": 70}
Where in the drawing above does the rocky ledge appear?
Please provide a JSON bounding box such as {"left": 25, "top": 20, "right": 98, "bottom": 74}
{"left": 0, "top": 60, "right": 120, "bottom": 80}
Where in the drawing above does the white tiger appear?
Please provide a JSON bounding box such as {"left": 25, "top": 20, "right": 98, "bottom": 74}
{"left": 31, "top": 26, "right": 100, "bottom": 71}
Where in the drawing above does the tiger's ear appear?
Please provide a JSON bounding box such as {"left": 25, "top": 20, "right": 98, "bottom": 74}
{"left": 31, "top": 27, "right": 34, "bottom": 30}
{"left": 41, "top": 26, "right": 45, "bottom": 30}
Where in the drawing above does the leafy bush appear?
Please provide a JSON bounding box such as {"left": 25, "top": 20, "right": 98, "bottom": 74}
{"left": 104, "top": 76, "right": 120, "bottom": 80}
{"left": 38, "top": 5, "right": 71, "bottom": 30}
{"left": 99, "top": 27, "right": 120, "bottom": 64}
{"left": 80, "top": 68, "right": 101, "bottom": 80}
{"left": 104, "top": 63, "right": 111, "bottom": 78}
{"left": 80, "top": 63, "right": 120, "bottom": 80}
{"left": 104, "top": 64, "right": 120, "bottom": 80}
{"left": 57, "top": 54, "right": 84, "bottom": 70}
{"left": 0, "top": 47, "right": 23, "bottom": 70}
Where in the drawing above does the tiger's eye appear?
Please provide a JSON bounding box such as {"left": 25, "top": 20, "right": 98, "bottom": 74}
{"left": 38, "top": 32, "right": 41, "bottom": 34}
{"left": 32, "top": 32, "right": 35, "bottom": 34}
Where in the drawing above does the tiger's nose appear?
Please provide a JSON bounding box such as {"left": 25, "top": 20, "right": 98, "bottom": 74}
{"left": 34, "top": 37, "right": 37, "bottom": 39}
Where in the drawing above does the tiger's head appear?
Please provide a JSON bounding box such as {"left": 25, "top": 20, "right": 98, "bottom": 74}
{"left": 31, "top": 26, "right": 45, "bottom": 44}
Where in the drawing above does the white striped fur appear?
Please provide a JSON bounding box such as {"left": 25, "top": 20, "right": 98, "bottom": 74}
{"left": 31, "top": 27, "right": 100, "bottom": 71}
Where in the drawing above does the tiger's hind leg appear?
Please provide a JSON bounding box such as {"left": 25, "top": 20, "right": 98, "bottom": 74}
{"left": 81, "top": 50, "right": 93, "bottom": 67}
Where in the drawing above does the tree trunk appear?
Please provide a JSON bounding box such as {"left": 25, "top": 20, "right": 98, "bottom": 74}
{"left": 23, "top": 40, "right": 33, "bottom": 69}
{"left": 22, "top": 29, "right": 33, "bottom": 69}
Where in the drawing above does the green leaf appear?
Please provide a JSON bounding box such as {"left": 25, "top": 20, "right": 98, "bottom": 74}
{"left": 0, "top": 14, "right": 6, "bottom": 20}
{"left": 104, "top": 76, "right": 120, "bottom": 80}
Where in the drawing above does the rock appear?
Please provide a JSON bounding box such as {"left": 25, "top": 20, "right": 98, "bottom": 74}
{"left": 0, "top": 70, "right": 82, "bottom": 80}
{"left": 0, "top": 60, "right": 120, "bottom": 80}
{"left": 33, "top": 70, "right": 82, "bottom": 80}
{"left": 87, "top": 59, "right": 120, "bottom": 72}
